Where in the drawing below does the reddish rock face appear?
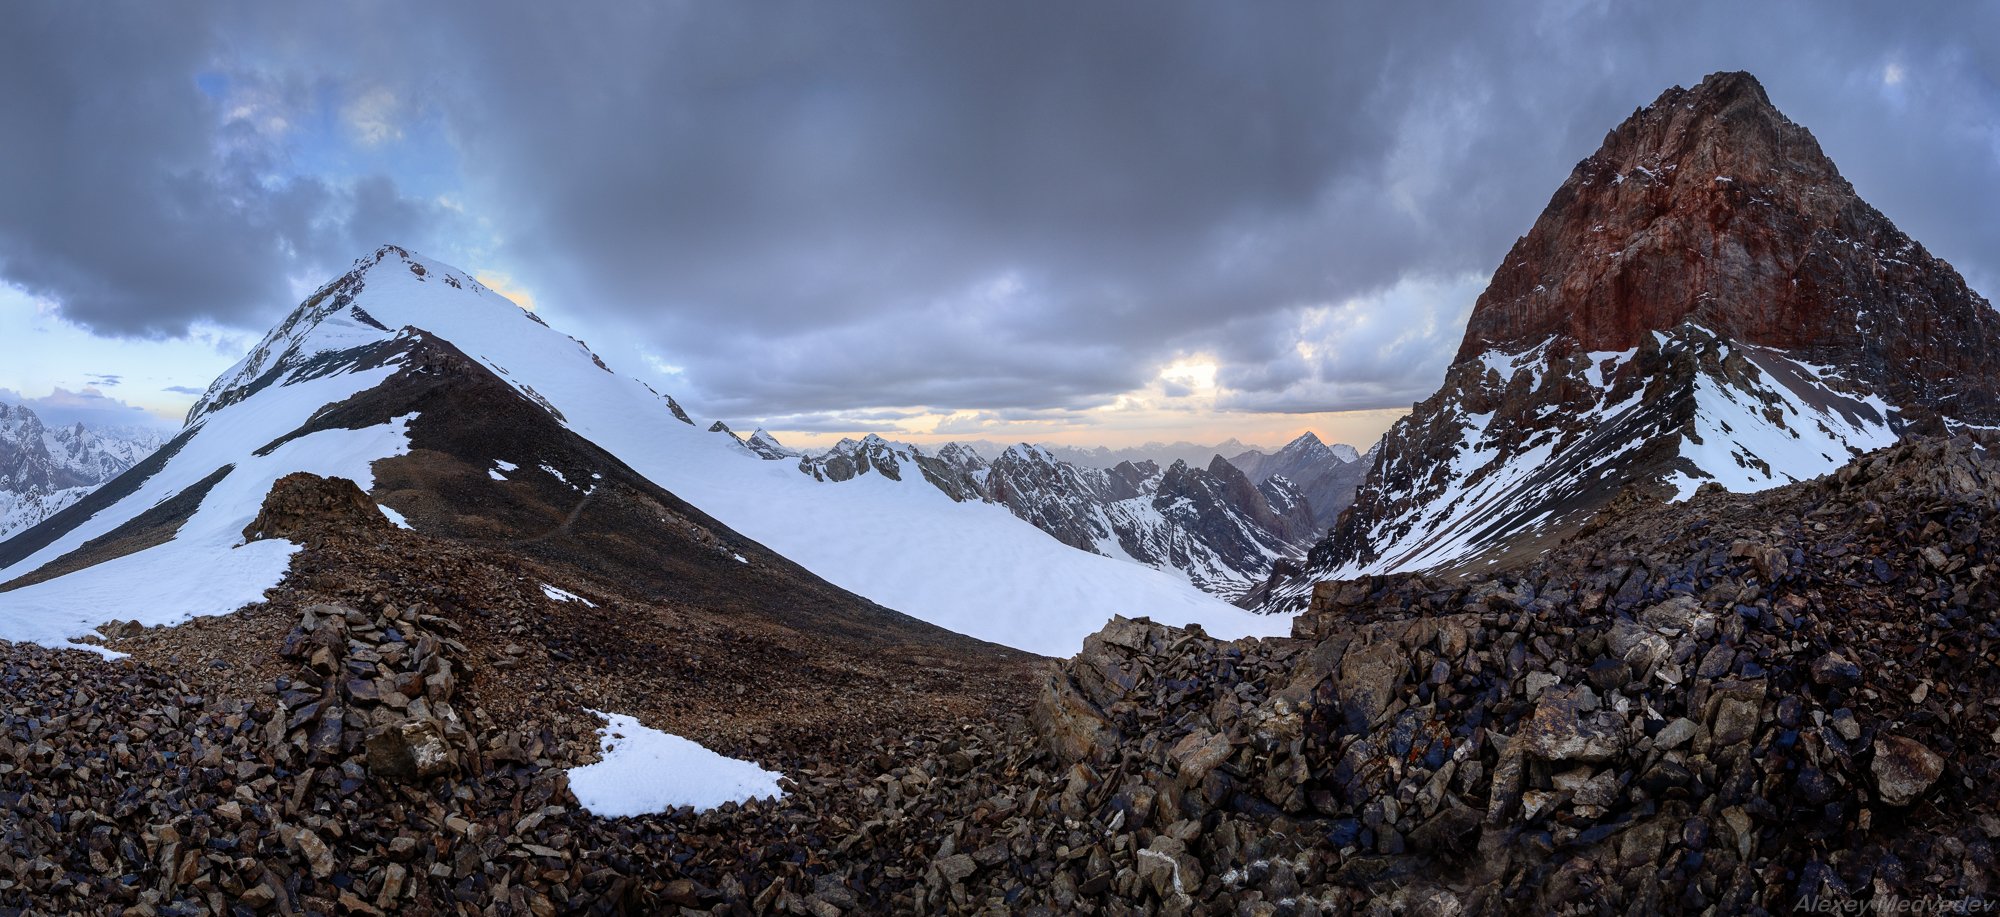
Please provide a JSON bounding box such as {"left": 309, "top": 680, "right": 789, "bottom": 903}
{"left": 1458, "top": 71, "right": 2000, "bottom": 421}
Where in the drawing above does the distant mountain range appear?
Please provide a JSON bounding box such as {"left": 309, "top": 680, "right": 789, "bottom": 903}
{"left": 0, "top": 402, "right": 162, "bottom": 540}
{"left": 952, "top": 438, "right": 1310, "bottom": 471}
{"left": 707, "top": 425, "right": 1374, "bottom": 599}
{"left": 1226, "top": 432, "right": 1375, "bottom": 531}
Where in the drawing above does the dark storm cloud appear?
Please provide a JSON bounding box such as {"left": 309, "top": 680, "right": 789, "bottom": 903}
{"left": 0, "top": 5, "right": 459, "bottom": 338}
{"left": 5, "top": 2, "right": 1999, "bottom": 420}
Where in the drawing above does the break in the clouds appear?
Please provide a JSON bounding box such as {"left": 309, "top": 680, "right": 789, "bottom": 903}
{"left": 2, "top": 2, "right": 1998, "bottom": 444}
{"left": 0, "top": 6, "right": 465, "bottom": 339}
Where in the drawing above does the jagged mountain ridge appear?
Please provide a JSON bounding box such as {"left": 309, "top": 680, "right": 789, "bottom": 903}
{"left": 0, "top": 402, "right": 163, "bottom": 540}
{"left": 952, "top": 436, "right": 1369, "bottom": 472}
{"left": 754, "top": 429, "right": 1321, "bottom": 596}
{"left": 1260, "top": 71, "right": 2000, "bottom": 610}
{"left": 1228, "top": 431, "right": 1376, "bottom": 530}
{"left": 1008, "top": 438, "right": 1257, "bottom": 470}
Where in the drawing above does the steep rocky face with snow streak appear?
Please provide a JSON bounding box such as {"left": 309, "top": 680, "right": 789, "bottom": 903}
{"left": 0, "top": 402, "right": 163, "bottom": 539}
{"left": 1460, "top": 71, "right": 2000, "bottom": 416}
{"left": 1264, "top": 71, "right": 2000, "bottom": 610}
{"left": 1229, "top": 432, "right": 1376, "bottom": 530}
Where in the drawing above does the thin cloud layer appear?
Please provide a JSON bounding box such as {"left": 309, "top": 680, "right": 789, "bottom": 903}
{"left": 1, "top": 3, "right": 1996, "bottom": 440}
{"left": 0, "top": 386, "right": 171, "bottom": 433}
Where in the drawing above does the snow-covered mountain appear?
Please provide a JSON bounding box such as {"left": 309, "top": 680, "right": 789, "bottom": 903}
{"left": 0, "top": 246, "right": 1284, "bottom": 656}
{"left": 1226, "top": 432, "right": 1376, "bottom": 530}
{"left": 0, "top": 402, "right": 163, "bottom": 540}
{"left": 1260, "top": 71, "right": 2000, "bottom": 611}
{"left": 746, "top": 431, "right": 1317, "bottom": 597}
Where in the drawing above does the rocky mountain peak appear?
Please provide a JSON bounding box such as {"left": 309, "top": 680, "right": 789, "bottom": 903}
{"left": 186, "top": 245, "right": 516, "bottom": 424}
{"left": 1458, "top": 69, "right": 1997, "bottom": 388}
{"left": 1272, "top": 432, "right": 1334, "bottom": 464}
{"left": 744, "top": 428, "right": 799, "bottom": 460}
{"left": 1262, "top": 72, "right": 2000, "bottom": 606}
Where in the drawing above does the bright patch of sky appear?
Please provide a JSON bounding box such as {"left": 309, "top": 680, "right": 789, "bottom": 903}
{"left": 0, "top": 283, "right": 253, "bottom": 428}
{"left": 196, "top": 71, "right": 463, "bottom": 198}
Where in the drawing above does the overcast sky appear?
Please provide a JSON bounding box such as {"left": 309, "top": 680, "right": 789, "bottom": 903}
{"left": 2, "top": 2, "right": 1996, "bottom": 448}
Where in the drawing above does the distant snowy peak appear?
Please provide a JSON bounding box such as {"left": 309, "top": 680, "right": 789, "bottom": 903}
{"left": 1278, "top": 431, "right": 1331, "bottom": 457}
{"left": 1, "top": 405, "right": 161, "bottom": 488}
{"left": 745, "top": 428, "right": 800, "bottom": 460}
{"left": 1229, "top": 431, "right": 1367, "bottom": 481}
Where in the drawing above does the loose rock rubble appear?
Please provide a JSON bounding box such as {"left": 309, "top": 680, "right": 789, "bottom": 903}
{"left": 1008, "top": 433, "right": 2000, "bottom": 913}
{"left": 3, "top": 435, "right": 1999, "bottom": 914}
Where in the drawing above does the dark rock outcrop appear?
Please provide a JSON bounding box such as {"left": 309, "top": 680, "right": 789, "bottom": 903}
{"left": 242, "top": 473, "right": 390, "bottom": 546}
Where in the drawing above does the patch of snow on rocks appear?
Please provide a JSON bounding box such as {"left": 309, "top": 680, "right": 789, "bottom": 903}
{"left": 540, "top": 584, "right": 596, "bottom": 607}
{"left": 568, "top": 711, "right": 784, "bottom": 817}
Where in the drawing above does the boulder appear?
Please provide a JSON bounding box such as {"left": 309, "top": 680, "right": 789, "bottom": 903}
{"left": 1871, "top": 736, "right": 1944, "bottom": 806}
{"left": 1518, "top": 686, "right": 1626, "bottom": 763}
{"left": 365, "top": 717, "right": 455, "bottom": 781}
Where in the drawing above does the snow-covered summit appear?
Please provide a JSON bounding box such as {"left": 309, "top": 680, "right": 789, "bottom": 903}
{"left": 745, "top": 428, "right": 799, "bottom": 459}
{"left": 188, "top": 246, "right": 509, "bottom": 423}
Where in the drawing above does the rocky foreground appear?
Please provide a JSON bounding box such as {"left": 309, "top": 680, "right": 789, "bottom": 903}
{"left": 5, "top": 434, "right": 2000, "bottom": 914}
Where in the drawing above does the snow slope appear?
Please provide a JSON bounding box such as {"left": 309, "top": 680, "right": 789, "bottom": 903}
{"left": 1661, "top": 341, "right": 1898, "bottom": 498}
{"left": 6, "top": 247, "right": 1282, "bottom": 657}
{"left": 1308, "top": 323, "right": 1901, "bottom": 586}
{"left": 0, "top": 365, "right": 412, "bottom": 654}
